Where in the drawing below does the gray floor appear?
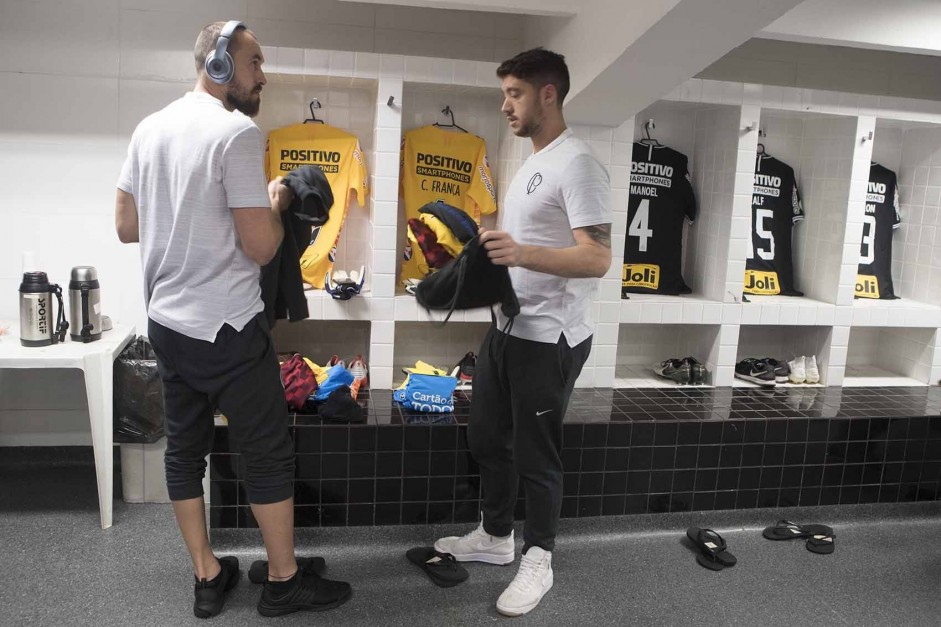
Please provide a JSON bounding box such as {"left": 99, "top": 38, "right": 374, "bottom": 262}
{"left": 3, "top": 460, "right": 941, "bottom": 626}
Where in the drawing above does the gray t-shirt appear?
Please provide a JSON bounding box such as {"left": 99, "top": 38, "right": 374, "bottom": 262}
{"left": 496, "top": 129, "right": 611, "bottom": 346}
{"left": 118, "top": 91, "right": 270, "bottom": 342}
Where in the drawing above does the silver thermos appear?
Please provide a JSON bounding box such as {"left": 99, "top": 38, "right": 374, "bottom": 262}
{"left": 69, "top": 266, "right": 102, "bottom": 343}
{"left": 19, "top": 271, "right": 68, "bottom": 346}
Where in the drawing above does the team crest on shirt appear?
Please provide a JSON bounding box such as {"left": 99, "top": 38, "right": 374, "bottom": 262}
{"left": 404, "top": 241, "right": 412, "bottom": 261}
{"left": 328, "top": 245, "right": 337, "bottom": 263}
{"left": 527, "top": 172, "right": 543, "bottom": 194}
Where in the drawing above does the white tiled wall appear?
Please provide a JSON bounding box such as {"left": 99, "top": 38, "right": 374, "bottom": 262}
{"left": 846, "top": 327, "right": 939, "bottom": 384}
{"left": 616, "top": 324, "right": 721, "bottom": 386}
{"left": 737, "top": 325, "right": 832, "bottom": 385}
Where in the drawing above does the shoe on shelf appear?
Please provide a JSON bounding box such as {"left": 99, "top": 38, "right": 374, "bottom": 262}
{"left": 348, "top": 354, "right": 368, "bottom": 386}
{"left": 655, "top": 358, "right": 692, "bottom": 384}
{"left": 433, "top": 520, "right": 515, "bottom": 565}
{"left": 763, "top": 358, "right": 791, "bottom": 384}
{"left": 194, "top": 556, "right": 240, "bottom": 619}
{"left": 788, "top": 356, "right": 806, "bottom": 384}
{"left": 496, "top": 546, "right": 554, "bottom": 617}
{"left": 257, "top": 569, "right": 352, "bottom": 617}
{"left": 327, "top": 354, "right": 345, "bottom": 369}
{"left": 734, "top": 358, "right": 776, "bottom": 387}
{"left": 683, "top": 357, "right": 707, "bottom": 385}
{"left": 805, "top": 355, "right": 820, "bottom": 384}
{"left": 454, "top": 352, "right": 476, "bottom": 386}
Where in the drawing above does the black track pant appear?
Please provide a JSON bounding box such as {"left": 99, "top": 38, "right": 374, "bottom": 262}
{"left": 148, "top": 314, "right": 294, "bottom": 504}
{"left": 467, "top": 325, "right": 591, "bottom": 552}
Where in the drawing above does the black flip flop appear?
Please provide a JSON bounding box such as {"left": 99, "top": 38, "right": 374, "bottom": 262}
{"left": 406, "top": 547, "right": 469, "bottom": 587}
{"left": 686, "top": 527, "right": 736, "bottom": 570}
{"left": 248, "top": 556, "right": 326, "bottom": 584}
{"left": 806, "top": 534, "right": 835, "bottom": 555}
{"left": 762, "top": 519, "right": 834, "bottom": 541}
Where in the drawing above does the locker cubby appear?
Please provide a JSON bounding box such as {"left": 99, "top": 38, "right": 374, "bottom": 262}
{"left": 615, "top": 324, "right": 721, "bottom": 388}
{"left": 844, "top": 327, "right": 939, "bottom": 387}
{"left": 625, "top": 101, "right": 743, "bottom": 303}
{"left": 270, "top": 320, "right": 371, "bottom": 365}
{"left": 255, "top": 79, "right": 378, "bottom": 289}
{"left": 395, "top": 83, "right": 504, "bottom": 294}
{"left": 746, "top": 110, "right": 858, "bottom": 306}
{"left": 392, "top": 321, "right": 490, "bottom": 387}
{"left": 856, "top": 119, "right": 941, "bottom": 316}
{"left": 735, "top": 325, "right": 832, "bottom": 387}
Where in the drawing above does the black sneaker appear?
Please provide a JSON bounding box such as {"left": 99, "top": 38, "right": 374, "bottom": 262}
{"left": 735, "top": 358, "right": 776, "bottom": 386}
{"left": 257, "top": 569, "right": 353, "bottom": 617}
{"left": 453, "top": 351, "right": 476, "bottom": 386}
{"left": 248, "top": 556, "right": 327, "bottom": 584}
{"left": 655, "top": 358, "right": 691, "bottom": 384}
{"left": 762, "top": 358, "right": 790, "bottom": 383}
{"left": 683, "top": 357, "right": 707, "bottom": 385}
{"left": 193, "top": 556, "right": 240, "bottom": 619}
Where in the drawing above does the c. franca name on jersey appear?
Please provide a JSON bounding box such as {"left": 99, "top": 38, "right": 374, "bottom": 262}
{"left": 279, "top": 149, "right": 342, "bottom": 173}
{"left": 630, "top": 162, "right": 673, "bottom": 195}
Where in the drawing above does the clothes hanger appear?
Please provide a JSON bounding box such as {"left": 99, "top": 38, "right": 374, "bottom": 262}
{"left": 639, "top": 119, "right": 661, "bottom": 146}
{"left": 304, "top": 98, "right": 324, "bottom": 124}
{"left": 757, "top": 129, "right": 767, "bottom": 156}
{"left": 433, "top": 105, "right": 467, "bottom": 132}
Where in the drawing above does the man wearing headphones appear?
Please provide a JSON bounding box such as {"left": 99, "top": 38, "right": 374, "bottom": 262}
{"left": 116, "top": 22, "right": 351, "bottom": 618}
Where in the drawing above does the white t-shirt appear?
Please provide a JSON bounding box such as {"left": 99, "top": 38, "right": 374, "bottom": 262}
{"left": 118, "top": 91, "right": 271, "bottom": 342}
{"left": 496, "top": 128, "right": 611, "bottom": 345}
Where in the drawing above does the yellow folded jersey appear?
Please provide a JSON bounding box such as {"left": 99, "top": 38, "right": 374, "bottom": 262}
{"left": 303, "top": 358, "right": 330, "bottom": 386}
{"left": 397, "top": 360, "right": 450, "bottom": 390}
{"left": 418, "top": 213, "right": 464, "bottom": 257}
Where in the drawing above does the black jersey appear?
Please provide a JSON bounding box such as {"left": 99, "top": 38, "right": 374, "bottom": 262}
{"left": 744, "top": 154, "right": 804, "bottom": 296}
{"left": 622, "top": 142, "right": 696, "bottom": 296}
{"left": 855, "top": 163, "right": 901, "bottom": 299}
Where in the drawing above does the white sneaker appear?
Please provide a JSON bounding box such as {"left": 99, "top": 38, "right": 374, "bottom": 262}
{"left": 805, "top": 355, "right": 820, "bottom": 384}
{"left": 496, "top": 546, "right": 554, "bottom": 617}
{"left": 433, "top": 521, "right": 515, "bottom": 565}
{"left": 788, "top": 356, "right": 806, "bottom": 384}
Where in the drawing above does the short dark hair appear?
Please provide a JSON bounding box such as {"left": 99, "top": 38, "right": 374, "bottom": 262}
{"left": 194, "top": 21, "right": 247, "bottom": 73}
{"left": 496, "top": 48, "right": 570, "bottom": 105}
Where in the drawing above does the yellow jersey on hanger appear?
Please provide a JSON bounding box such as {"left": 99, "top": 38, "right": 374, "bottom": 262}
{"left": 265, "top": 123, "right": 369, "bottom": 289}
{"left": 399, "top": 125, "right": 497, "bottom": 284}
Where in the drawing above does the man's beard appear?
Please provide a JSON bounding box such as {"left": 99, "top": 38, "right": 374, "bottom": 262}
{"left": 225, "top": 80, "right": 262, "bottom": 117}
{"left": 512, "top": 106, "right": 543, "bottom": 138}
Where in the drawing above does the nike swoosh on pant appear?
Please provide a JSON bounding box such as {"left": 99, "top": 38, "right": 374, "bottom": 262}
{"left": 536, "top": 410, "right": 552, "bottom": 416}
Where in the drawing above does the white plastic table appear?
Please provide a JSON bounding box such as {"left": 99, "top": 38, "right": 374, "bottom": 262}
{"left": 0, "top": 323, "right": 136, "bottom": 529}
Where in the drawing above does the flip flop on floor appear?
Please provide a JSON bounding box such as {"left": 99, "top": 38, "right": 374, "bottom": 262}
{"left": 806, "top": 534, "right": 836, "bottom": 555}
{"left": 762, "top": 519, "right": 834, "bottom": 541}
{"left": 248, "top": 556, "right": 326, "bottom": 584}
{"left": 406, "top": 547, "right": 469, "bottom": 587}
{"left": 686, "top": 527, "right": 737, "bottom": 570}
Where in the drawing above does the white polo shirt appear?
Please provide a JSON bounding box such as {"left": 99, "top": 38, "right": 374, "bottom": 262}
{"left": 118, "top": 91, "right": 270, "bottom": 342}
{"left": 496, "top": 128, "right": 611, "bottom": 346}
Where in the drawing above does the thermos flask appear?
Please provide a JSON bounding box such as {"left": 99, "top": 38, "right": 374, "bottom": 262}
{"left": 69, "top": 266, "right": 102, "bottom": 343}
{"left": 18, "top": 272, "right": 68, "bottom": 347}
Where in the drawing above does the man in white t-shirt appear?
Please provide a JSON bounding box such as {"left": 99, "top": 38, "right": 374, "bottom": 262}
{"left": 116, "top": 21, "right": 350, "bottom": 619}
{"left": 434, "top": 48, "right": 612, "bottom": 617}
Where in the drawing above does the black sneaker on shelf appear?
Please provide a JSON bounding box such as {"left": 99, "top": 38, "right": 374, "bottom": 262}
{"left": 453, "top": 351, "right": 476, "bottom": 386}
{"left": 735, "top": 358, "right": 776, "bottom": 387}
{"left": 655, "top": 358, "right": 692, "bottom": 384}
{"left": 248, "top": 556, "right": 327, "bottom": 584}
{"left": 193, "top": 556, "right": 240, "bottom": 619}
{"left": 257, "top": 569, "right": 353, "bottom": 617}
{"left": 683, "top": 357, "right": 707, "bottom": 385}
{"left": 762, "top": 358, "right": 791, "bottom": 383}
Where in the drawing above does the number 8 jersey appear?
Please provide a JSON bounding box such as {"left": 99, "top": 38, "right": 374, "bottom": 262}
{"left": 622, "top": 142, "right": 696, "bottom": 296}
{"left": 745, "top": 154, "right": 804, "bottom": 296}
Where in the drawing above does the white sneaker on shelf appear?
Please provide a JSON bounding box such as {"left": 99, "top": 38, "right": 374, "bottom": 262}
{"left": 496, "top": 546, "right": 554, "bottom": 617}
{"left": 433, "top": 521, "right": 515, "bottom": 565}
{"left": 805, "top": 355, "right": 820, "bottom": 384}
{"left": 788, "top": 356, "right": 806, "bottom": 384}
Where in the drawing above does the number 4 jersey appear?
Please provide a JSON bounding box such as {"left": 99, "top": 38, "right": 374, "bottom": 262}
{"left": 745, "top": 154, "right": 804, "bottom": 296}
{"left": 856, "top": 162, "right": 901, "bottom": 299}
{"left": 622, "top": 142, "right": 696, "bottom": 296}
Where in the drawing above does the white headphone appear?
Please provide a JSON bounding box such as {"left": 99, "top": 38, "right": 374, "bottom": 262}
{"left": 205, "top": 20, "right": 243, "bottom": 85}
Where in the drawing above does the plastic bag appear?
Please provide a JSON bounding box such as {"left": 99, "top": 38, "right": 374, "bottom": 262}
{"left": 113, "top": 336, "right": 165, "bottom": 444}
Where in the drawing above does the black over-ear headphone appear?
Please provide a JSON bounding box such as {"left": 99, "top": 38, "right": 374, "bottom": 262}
{"left": 205, "top": 20, "right": 244, "bottom": 85}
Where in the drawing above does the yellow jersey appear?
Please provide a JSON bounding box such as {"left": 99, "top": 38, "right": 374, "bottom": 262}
{"left": 399, "top": 126, "right": 496, "bottom": 284}
{"left": 265, "top": 123, "right": 369, "bottom": 289}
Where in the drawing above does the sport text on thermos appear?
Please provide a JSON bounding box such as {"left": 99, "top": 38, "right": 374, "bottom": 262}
{"left": 69, "top": 266, "right": 102, "bottom": 343}
{"left": 19, "top": 272, "right": 69, "bottom": 347}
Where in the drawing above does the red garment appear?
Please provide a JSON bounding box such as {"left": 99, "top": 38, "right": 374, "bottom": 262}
{"left": 408, "top": 218, "right": 453, "bottom": 270}
{"left": 279, "top": 354, "right": 318, "bottom": 410}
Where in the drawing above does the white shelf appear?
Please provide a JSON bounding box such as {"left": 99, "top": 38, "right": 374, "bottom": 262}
{"left": 851, "top": 297, "right": 941, "bottom": 328}
{"left": 842, "top": 365, "right": 928, "bottom": 387}
{"left": 732, "top": 377, "right": 824, "bottom": 389}
{"left": 740, "top": 295, "right": 836, "bottom": 326}
{"left": 619, "top": 294, "right": 723, "bottom": 325}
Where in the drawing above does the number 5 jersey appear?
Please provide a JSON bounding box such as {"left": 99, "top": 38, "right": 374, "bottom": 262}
{"left": 622, "top": 142, "right": 696, "bottom": 296}
{"left": 745, "top": 154, "right": 804, "bottom": 296}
